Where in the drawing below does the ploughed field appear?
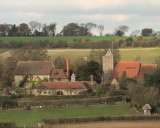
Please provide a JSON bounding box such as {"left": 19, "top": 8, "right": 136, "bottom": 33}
{"left": 1, "top": 47, "right": 160, "bottom": 64}
{"left": 53, "top": 121, "right": 160, "bottom": 128}
{"left": 0, "top": 104, "right": 136, "bottom": 125}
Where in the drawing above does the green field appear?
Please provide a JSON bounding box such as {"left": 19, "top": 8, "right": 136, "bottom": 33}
{"left": 0, "top": 104, "right": 136, "bottom": 125}
{"left": 0, "top": 36, "right": 135, "bottom": 43}
{"left": 47, "top": 48, "right": 160, "bottom": 64}
{"left": 0, "top": 48, "right": 160, "bottom": 64}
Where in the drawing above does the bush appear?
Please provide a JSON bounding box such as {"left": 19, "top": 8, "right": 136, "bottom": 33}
{"left": 0, "top": 122, "right": 15, "bottom": 128}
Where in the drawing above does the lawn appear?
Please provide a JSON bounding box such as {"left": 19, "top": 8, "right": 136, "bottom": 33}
{"left": 0, "top": 104, "right": 136, "bottom": 125}
{"left": 0, "top": 48, "right": 160, "bottom": 64}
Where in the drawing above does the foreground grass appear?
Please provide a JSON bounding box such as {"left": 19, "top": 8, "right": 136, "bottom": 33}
{"left": 0, "top": 104, "right": 136, "bottom": 125}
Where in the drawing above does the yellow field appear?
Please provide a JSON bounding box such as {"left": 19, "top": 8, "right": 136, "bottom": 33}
{"left": 52, "top": 121, "right": 160, "bottom": 128}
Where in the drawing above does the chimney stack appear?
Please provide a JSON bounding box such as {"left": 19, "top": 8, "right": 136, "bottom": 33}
{"left": 66, "top": 59, "right": 70, "bottom": 78}
{"left": 90, "top": 75, "right": 94, "bottom": 84}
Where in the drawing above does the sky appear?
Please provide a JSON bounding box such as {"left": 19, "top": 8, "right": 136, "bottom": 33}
{"left": 0, "top": 0, "right": 160, "bottom": 35}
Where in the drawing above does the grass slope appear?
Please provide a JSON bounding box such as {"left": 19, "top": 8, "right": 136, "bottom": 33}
{"left": 47, "top": 48, "right": 160, "bottom": 64}
{"left": 0, "top": 104, "right": 136, "bottom": 125}
{"left": 0, "top": 48, "right": 160, "bottom": 64}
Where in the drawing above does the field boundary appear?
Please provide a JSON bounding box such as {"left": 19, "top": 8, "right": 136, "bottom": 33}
{"left": 43, "top": 115, "right": 160, "bottom": 125}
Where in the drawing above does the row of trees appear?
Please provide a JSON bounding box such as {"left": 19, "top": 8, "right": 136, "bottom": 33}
{"left": 0, "top": 22, "right": 104, "bottom": 37}
{"left": 1, "top": 22, "right": 160, "bottom": 37}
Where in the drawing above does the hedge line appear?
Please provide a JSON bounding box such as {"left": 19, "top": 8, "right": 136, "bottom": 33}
{"left": 43, "top": 115, "right": 160, "bottom": 125}
{"left": 0, "top": 122, "right": 15, "bottom": 128}
{"left": 18, "top": 96, "right": 123, "bottom": 107}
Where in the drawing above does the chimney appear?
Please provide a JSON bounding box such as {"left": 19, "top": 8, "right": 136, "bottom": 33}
{"left": 90, "top": 75, "right": 94, "bottom": 84}
{"left": 66, "top": 59, "right": 70, "bottom": 78}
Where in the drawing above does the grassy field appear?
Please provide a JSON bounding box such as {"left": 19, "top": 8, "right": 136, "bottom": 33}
{"left": 0, "top": 48, "right": 160, "bottom": 64}
{"left": 0, "top": 104, "right": 136, "bottom": 125}
{"left": 0, "top": 36, "right": 135, "bottom": 43}
{"left": 47, "top": 48, "right": 160, "bottom": 64}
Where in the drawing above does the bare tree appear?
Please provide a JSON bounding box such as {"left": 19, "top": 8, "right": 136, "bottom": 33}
{"left": 114, "top": 25, "right": 129, "bottom": 36}
{"left": 97, "top": 25, "right": 104, "bottom": 36}
{"left": 80, "top": 22, "right": 97, "bottom": 34}
{"left": 48, "top": 23, "right": 56, "bottom": 36}
{"left": 130, "top": 29, "right": 140, "bottom": 37}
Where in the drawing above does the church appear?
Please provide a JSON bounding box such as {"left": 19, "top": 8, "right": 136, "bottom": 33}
{"left": 102, "top": 49, "right": 158, "bottom": 82}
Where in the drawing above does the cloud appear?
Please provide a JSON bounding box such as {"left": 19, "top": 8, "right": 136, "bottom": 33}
{"left": 0, "top": 0, "right": 160, "bottom": 34}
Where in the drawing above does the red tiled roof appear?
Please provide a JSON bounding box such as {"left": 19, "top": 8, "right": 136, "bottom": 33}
{"left": 138, "top": 64, "right": 158, "bottom": 80}
{"left": 82, "top": 81, "right": 97, "bottom": 89}
{"left": 114, "top": 61, "right": 141, "bottom": 78}
{"left": 36, "top": 82, "right": 88, "bottom": 90}
{"left": 15, "top": 61, "right": 53, "bottom": 75}
{"left": 50, "top": 69, "right": 68, "bottom": 79}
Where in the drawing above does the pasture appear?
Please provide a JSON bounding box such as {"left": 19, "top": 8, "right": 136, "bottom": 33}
{"left": 0, "top": 104, "right": 136, "bottom": 125}
{"left": 0, "top": 48, "right": 160, "bottom": 64}
{"left": 0, "top": 36, "right": 135, "bottom": 43}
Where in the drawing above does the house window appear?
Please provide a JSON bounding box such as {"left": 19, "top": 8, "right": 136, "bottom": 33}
{"left": 44, "top": 91, "right": 46, "bottom": 94}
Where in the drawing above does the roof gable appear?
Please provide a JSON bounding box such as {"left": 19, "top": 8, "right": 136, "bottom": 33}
{"left": 50, "top": 69, "right": 68, "bottom": 79}
{"left": 114, "top": 61, "right": 141, "bottom": 78}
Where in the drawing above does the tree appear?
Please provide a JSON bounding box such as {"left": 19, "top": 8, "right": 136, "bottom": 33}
{"left": 97, "top": 25, "right": 104, "bottom": 36}
{"left": 28, "top": 21, "right": 42, "bottom": 36}
{"left": 141, "top": 28, "right": 153, "bottom": 36}
{"left": 144, "top": 68, "right": 160, "bottom": 88}
{"left": 81, "top": 22, "right": 97, "bottom": 34}
{"left": 48, "top": 23, "right": 56, "bottom": 36}
{"left": 119, "top": 71, "right": 128, "bottom": 90}
{"left": 53, "top": 56, "right": 66, "bottom": 69}
{"left": 9, "top": 46, "right": 50, "bottom": 61}
{"left": 114, "top": 25, "right": 129, "bottom": 36}
{"left": 115, "top": 30, "right": 124, "bottom": 36}
{"left": 0, "top": 24, "right": 12, "bottom": 36}
{"left": 130, "top": 29, "right": 140, "bottom": 37}
{"left": 76, "top": 60, "right": 102, "bottom": 83}
{"left": 18, "top": 23, "right": 30, "bottom": 36}
{"left": 2, "top": 57, "right": 17, "bottom": 87}
{"left": 128, "top": 84, "right": 160, "bottom": 110}
{"left": 89, "top": 47, "right": 121, "bottom": 65}
{"left": 61, "top": 23, "right": 90, "bottom": 36}
{"left": 42, "top": 24, "right": 49, "bottom": 36}
{"left": 8, "top": 24, "right": 18, "bottom": 36}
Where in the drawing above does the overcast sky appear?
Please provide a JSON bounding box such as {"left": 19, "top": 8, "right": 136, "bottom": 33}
{"left": 0, "top": 0, "right": 160, "bottom": 35}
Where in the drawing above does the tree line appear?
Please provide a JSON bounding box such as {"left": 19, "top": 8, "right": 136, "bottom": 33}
{"left": 0, "top": 21, "right": 160, "bottom": 37}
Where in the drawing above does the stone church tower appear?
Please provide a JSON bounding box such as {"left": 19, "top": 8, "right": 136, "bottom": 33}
{"left": 102, "top": 48, "right": 114, "bottom": 73}
{"left": 102, "top": 48, "right": 114, "bottom": 82}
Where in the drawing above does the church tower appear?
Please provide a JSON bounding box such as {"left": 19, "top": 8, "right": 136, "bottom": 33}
{"left": 102, "top": 48, "right": 114, "bottom": 73}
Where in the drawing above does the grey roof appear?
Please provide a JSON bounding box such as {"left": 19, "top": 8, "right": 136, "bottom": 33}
{"left": 15, "top": 61, "right": 53, "bottom": 75}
